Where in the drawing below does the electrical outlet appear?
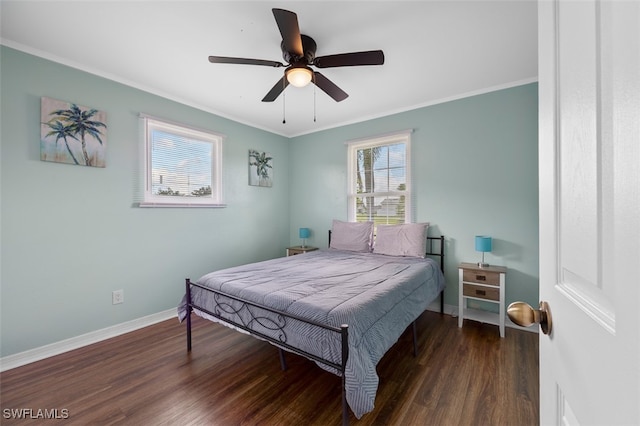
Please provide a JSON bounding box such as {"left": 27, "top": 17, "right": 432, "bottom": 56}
{"left": 112, "top": 289, "right": 124, "bottom": 305}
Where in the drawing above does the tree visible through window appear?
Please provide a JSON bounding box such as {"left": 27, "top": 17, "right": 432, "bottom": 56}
{"left": 141, "top": 116, "right": 224, "bottom": 207}
{"left": 347, "top": 131, "right": 412, "bottom": 224}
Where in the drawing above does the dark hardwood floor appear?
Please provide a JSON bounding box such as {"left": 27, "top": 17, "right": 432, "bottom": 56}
{"left": 1, "top": 311, "right": 538, "bottom": 425}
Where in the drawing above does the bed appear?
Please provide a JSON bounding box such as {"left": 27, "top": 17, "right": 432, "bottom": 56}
{"left": 177, "top": 221, "right": 445, "bottom": 424}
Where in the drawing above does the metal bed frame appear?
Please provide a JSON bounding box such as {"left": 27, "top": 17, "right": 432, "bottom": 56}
{"left": 184, "top": 235, "right": 445, "bottom": 425}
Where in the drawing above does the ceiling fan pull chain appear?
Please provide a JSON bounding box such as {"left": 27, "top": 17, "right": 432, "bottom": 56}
{"left": 282, "top": 79, "right": 286, "bottom": 124}
{"left": 313, "top": 75, "right": 317, "bottom": 122}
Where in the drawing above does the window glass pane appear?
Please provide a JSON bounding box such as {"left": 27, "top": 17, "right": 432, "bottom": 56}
{"left": 355, "top": 195, "right": 374, "bottom": 221}
{"left": 389, "top": 173, "right": 405, "bottom": 192}
{"left": 374, "top": 196, "right": 405, "bottom": 225}
{"left": 373, "top": 145, "right": 389, "bottom": 170}
{"left": 151, "top": 129, "right": 212, "bottom": 197}
{"left": 388, "top": 143, "right": 406, "bottom": 190}
{"left": 355, "top": 196, "right": 406, "bottom": 224}
{"left": 358, "top": 143, "right": 407, "bottom": 195}
{"left": 373, "top": 169, "right": 388, "bottom": 192}
{"left": 357, "top": 147, "right": 373, "bottom": 195}
{"left": 388, "top": 143, "right": 405, "bottom": 168}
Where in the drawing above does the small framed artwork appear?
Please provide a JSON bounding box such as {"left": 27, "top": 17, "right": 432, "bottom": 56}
{"left": 40, "top": 97, "right": 107, "bottom": 167}
{"left": 248, "top": 149, "right": 273, "bottom": 187}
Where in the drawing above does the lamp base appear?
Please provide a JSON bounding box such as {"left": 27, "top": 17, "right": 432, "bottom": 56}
{"left": 477, "top": 251, "right": 489, "bottom": 268}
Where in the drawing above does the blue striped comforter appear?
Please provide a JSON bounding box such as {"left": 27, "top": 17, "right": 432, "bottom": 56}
{"left": 178, "top": 249, "right": 445, "bottom": 418}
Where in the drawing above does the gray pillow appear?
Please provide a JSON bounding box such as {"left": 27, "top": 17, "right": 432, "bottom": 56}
{"left": 373, "top": 223, "right": 430, "bottom": 257}
{"left": 330, "top": 220, "right": 374, "bottom": 252}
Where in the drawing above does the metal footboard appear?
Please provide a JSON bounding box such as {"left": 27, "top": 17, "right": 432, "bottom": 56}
{"left": 185, "top": 278, "right": 350, "bottom": 425}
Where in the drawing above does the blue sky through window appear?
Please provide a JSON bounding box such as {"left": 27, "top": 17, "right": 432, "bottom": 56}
{"left": 151, "top": 129, "right": 212, "bottom": 196}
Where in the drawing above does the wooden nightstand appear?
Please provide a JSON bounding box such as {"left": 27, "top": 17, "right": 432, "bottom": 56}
{"left": 458, "top": 262, "right": 507, "bottom": 337}
{"left": 286, "top": 246, "right": 318, "bottom": 256}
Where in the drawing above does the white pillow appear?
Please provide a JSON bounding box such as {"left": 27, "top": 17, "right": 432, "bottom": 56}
{"left": 330, "top": 220, "right": 373, "bottom": 252}
{"left": 373, "top": 223, "right": 430, "bottom": 257}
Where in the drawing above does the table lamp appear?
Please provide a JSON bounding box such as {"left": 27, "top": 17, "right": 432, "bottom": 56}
{"left": 299, "top": 228, "right": 310, "bottom": 248}
{"left": 475, "top": 235, "right": 492, "bottom": 268}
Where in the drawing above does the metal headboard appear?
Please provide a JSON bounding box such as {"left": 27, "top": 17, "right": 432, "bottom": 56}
{"left": 426, "top": 235, "right": 445, "bottom": 272}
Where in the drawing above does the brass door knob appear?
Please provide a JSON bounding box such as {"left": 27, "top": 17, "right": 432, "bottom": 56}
{"left": 507, "top": 301, "right": 553, "bottom": 335}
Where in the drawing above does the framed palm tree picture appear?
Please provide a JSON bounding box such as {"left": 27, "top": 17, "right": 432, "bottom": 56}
{"left": 40, "top": 97, "right": 107, "bottom": 167}
{"left": 248, "top": 149, "right": 273, "bottom": 187}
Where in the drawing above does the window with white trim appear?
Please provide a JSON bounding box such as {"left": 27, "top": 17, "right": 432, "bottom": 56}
{"left": 140, "top": 116, "right": 224, "bottom": 207}
{"left": 347, "top": 130, "right": 412, "bottom": 224}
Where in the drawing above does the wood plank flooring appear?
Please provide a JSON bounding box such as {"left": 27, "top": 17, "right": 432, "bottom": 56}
{"left": 1, "top": 312, "right": 538, "bottom": 425}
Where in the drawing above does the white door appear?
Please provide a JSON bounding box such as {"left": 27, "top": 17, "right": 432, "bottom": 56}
{"left": 538, "top": 0, "right": 639, "bottom": 424}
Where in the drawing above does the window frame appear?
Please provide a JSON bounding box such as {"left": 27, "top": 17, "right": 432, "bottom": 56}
{"left": 346, "top": 129, "right": 413, "bottom": 223}
{"left": 139, "top": 115, "right": 225, "bottom": 208}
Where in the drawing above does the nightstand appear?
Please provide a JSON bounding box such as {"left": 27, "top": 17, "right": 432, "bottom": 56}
{"left": 286, "top": 246, "right": 318, "bottom": 256}
{"left": 458, "top": 262, "right": 507, "bottom": 337}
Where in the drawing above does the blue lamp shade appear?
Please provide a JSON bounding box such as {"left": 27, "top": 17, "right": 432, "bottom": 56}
{"left": 475, "top": 236, "right": 492, "bottom": 252}
{"left": 299, "top": 228, "right": 311, "bottom": 248}
{"left": 475, "top": 235, "right": 492, "bottom": 267}
{"left": 299, "top": 228, "right": 311, "bottom": 239}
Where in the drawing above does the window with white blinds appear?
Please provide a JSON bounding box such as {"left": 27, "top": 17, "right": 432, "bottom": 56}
{"left": 140, "top": 116, "right": 224, "bottom": 207}
{"left": 347, "top": 130, "right": 412, "bottom": 224}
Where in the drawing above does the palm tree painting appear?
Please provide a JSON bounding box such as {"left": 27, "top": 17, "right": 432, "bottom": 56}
{"left": 248, "top": 149, "right": 273, "bottom": 187}
{"left": 40, "top": 97, "right": 107, "bottom": 167}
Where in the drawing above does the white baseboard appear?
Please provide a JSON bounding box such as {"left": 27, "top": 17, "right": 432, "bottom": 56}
{"left": 426, "top": 301, "right": 459, "bottom": 316}
{"left": 0, "top": 309, "right": 177, "bottom": 372}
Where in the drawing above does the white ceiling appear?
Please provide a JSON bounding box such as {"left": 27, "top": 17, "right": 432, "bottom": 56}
{"left": 0, "top": 1, "right": 538, "bottom": 137}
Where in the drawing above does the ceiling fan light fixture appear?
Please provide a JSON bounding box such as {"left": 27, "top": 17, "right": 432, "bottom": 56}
{"left": 286, "top": 66, "right": 313, "bottom": 87}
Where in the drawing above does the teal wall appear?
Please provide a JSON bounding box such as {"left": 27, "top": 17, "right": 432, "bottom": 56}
{"left": 1, "top": 45, "right": 538, "bottom": 358}
{"left": 288, "top": 84, "right": 539, "bottom": 311}
{"left": 0, "top": 46, "right": 290, "bottom": 357}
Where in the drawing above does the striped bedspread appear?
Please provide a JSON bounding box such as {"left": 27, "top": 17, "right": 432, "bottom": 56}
{"left": 178, "top": 249, "right": 445, "bottom": 418}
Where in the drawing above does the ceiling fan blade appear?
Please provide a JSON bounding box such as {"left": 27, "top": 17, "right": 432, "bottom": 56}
{"left": 209, "top": 56, "right": 284, "bottom": 67}
{"left": 272, "top": 8, "right": 303, "bottom": 58}
{"left": 262, "top": 76, "right": 290, "bottom": 102}
{"left": 313, "top": 50, "right": 385, "bottom": 68}
{"left": 313, "top": 72, "right": 348, "bottom": 102}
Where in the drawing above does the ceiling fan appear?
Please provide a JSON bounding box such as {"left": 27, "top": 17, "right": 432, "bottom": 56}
{"left": 208, "top": 8, "right": 385, "bottom": 103}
